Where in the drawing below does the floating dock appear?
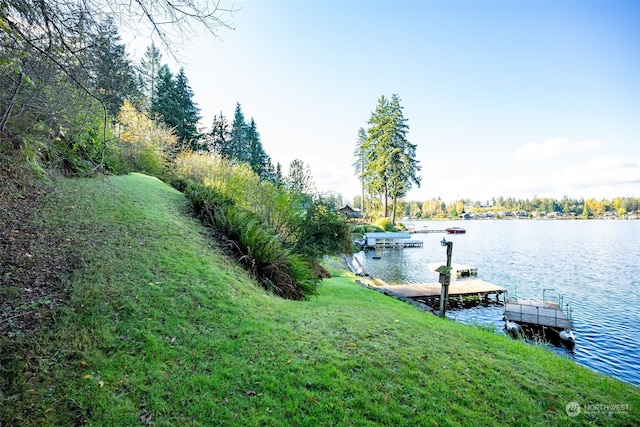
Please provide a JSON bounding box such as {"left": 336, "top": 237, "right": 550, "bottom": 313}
{"left": 428, "top": 262, "right": 477, "bottom": 278}
{"left": 373, "top": 278, "right": 506, "bottom": 301}
{"left": 503, "top": 297, "right": 572, "bottom": 329}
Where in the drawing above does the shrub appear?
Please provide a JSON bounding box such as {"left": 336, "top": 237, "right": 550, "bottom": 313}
{"left": 114, "top": 101, "right": 175, "bottom": 176}
{"left": 374, "top": 217, "right": 396, "bottom": 231}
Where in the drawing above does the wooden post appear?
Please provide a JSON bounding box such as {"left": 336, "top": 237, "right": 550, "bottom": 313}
{"left": 438, "top": 239, "right": 453, "bottom": 317}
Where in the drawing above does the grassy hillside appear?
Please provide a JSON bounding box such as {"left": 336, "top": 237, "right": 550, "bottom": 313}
{"left": 2, "top": 173, "right": 638, "bottom": 426}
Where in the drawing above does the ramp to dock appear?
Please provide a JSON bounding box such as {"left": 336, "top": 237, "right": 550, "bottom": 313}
{"left": 504, "top": 298, "right": 572, "bottom": 329}
{"left": 374, "top": 279, "right": 506, "bottom": 299}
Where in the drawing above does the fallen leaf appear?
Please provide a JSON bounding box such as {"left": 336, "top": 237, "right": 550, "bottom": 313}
{"left": 140, "top": 412, "right": 152, "bottom": 424}
{"left": 83, "top": 374, "right": 92, "bottom": 379}
{"left": 80, "top": 360, "right": 88, "bottom": 367}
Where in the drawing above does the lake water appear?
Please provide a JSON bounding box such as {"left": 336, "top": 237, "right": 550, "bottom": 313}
{"left": 353, "top": 220, "right": 640, "bottom": 387}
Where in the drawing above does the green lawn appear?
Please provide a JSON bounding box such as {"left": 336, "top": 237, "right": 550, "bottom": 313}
{"left": 2, "top": 173, "right": 638, "bottom": 426}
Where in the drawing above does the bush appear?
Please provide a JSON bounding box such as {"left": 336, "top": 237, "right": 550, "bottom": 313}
{"left": 374, "top": 217, "right": 396, "bottom": 231}
{"left": 114, "top": 101, "right": 175, "bottom": 176}
{"left": 352, "top": 224, "right": 384, "bottom": 235}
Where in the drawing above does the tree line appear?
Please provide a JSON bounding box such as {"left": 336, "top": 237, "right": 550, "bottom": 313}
{"left": 396, "top": 196, "right": 640, "bottom": 220}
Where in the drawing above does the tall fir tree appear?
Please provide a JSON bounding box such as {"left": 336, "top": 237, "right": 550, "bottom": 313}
{"left": 90, "top": 18, "right": 140, "bottom": 117}
{"left": 151, "top": 64, "right": 179, "bottom": 129}
{"left": 150, "top": 66, "right": 201, "bottom": 151}
{"left": 229, "top": 102, "right": 249, "bottom": 162}
{"left": 362, "top": 94, "right": 420, "bottom": 224}
{"left": 208, "top": 112, "right": 231, "bottom": 157}
{"left": 174, "top": 68, "right": 201, "bottom": 150}
{"left": 246, "top": 118, "right": 272, "bottom": 180}
{"left": 139, "top": 43, "right": 162, "bottom": 113}
{"left": 385, "top": 94, "right": 420, "bottom": 223}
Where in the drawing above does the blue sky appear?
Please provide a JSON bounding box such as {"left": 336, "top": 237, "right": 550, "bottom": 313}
{"left": 126, "top": 1, "right": 639, "bottom": 203}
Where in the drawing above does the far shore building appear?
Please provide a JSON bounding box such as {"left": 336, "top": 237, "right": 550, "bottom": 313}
{"left": 338, "top": 205, "right": 362, "bottom": 219}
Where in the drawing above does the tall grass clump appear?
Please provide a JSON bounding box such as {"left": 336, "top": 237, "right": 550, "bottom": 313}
{"left": 174, "top": 152, "right": 352, "bottom": 299}
{"left": 184, "top": 182, "right": 317, "bottom": 299}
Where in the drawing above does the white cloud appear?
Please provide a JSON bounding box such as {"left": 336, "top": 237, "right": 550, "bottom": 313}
{"left": 514, "top": 137, "right": 602, "bottom": 163}
{"left": 409, "top": 155, "right": 639, "bottom": 202}
{"left": 557, "top": 156, "right": 640, "bottom": 194}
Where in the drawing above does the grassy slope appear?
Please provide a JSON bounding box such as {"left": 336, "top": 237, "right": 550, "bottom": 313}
{"left": 3, "top": 173, "right": 638, "bottom": 426}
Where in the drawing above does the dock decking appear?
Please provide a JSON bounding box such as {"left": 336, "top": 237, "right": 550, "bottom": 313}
{"left": 373, "top": 239, "right": 424, "bottom": 248}
{"left": 373, "top": 279, "right": 506, "bottom": 300}
{"left": 503, "top": 298, "right": 572, "bottom": 329}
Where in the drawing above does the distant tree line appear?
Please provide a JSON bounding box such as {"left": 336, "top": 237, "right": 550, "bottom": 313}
{"left": 398, "top": 196, "right": 640, "bottom": 220}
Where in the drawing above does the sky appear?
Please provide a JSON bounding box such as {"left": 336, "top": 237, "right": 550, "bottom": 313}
{"left": 123, "top": 0, "right": 639, "bottom": 204}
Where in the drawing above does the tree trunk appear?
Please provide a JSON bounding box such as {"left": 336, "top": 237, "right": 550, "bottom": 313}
{"left": 0, "top": 80, "right": 23, "bottom": 136}
{"left": 391, "top": 194, "right": 397, "bottom": 224}
{"left": 383, "top": 184, "right": 389, "bottom": 218}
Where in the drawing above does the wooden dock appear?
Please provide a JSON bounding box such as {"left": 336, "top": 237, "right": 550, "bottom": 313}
{"left": 373, "top": 279, "right": 506, "bottom": 300}
{"left": 373, "top": 239, "right": 424, "bottom": 248}
{"left": 503, "top": 298, "right": 572, "bottom": 329}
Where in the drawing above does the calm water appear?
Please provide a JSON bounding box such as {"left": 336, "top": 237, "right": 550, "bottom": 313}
{"left": 354, "top": 220, "right": 640, "bottom": 387}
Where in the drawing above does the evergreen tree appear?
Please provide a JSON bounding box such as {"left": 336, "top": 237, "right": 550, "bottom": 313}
{"left": 229, "top": 102, "right": 249, "bottom": 162}
{"left": 386, "top": 94, "right": 420, "bottom": 223}
{"left": 362, "top": 95, "right": 392, "bottom": 217}
{"left": 139, "top": 43, "right": 162, "bottom": 112}
{"left": 275, "top": 162, "right": 283, "bottom": 184}
{"left": 287, "top": 159, "right": 315, "bottom": 195}
{"left": 151, "top": 64, "right": 179, "bottom": 132}
{"left": 150, "top": 66, "right": 200, "bottom": 151}
{"left": 208, "top": 112, "right": 231, "bottom": 157}
{"left": 353, "top": 127, "right": 368, "bottom": 212}
{"left": 90, "top": 18, "right": 140, "bottom": 117}
{"left": 261, "top": 159, "right": 278, "bottom": 183}
{"left": 362, "top": 94, "right": 420, "bottom": 224}
{"left": 174, "top": 68, "right": 201, "bottom": 150}
{"left": 246, "top": 118, "right": 271, "bottom": 179}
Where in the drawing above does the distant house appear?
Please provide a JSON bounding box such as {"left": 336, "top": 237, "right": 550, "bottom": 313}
{"left": 338, "top": 205, "right": 362, "bottom": 219}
